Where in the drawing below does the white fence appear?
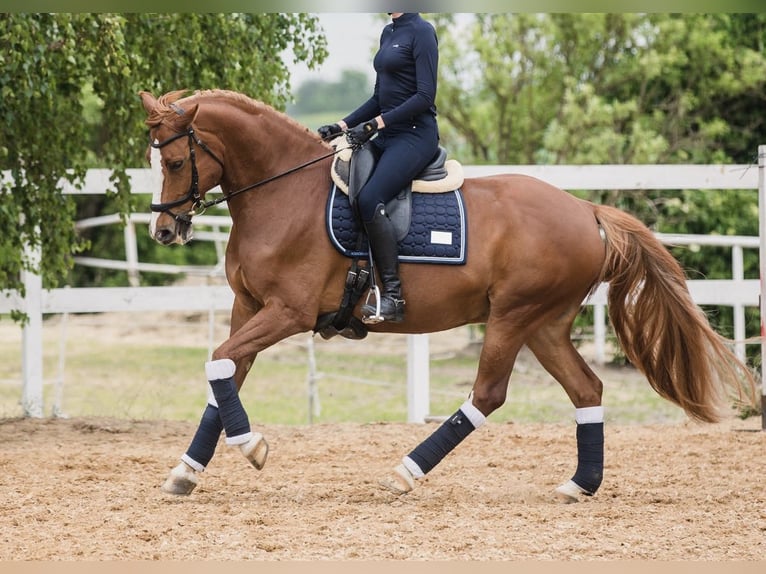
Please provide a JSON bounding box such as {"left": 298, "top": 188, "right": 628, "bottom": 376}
{"left": 2, "top": 159, "right": 765, "bottom": 423}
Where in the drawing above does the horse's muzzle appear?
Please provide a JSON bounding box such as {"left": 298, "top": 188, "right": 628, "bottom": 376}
{"left": 154, "top": 220, "right": 193, "bottom": 245}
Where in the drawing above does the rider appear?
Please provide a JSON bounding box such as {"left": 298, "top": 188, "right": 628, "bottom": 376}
{"left": 318, "top": 12, "right": 440, "bottom": 323}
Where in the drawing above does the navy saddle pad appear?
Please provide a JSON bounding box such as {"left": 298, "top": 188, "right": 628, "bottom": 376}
{"left": 325, "top": 185, "right": 467, "bottom": 265}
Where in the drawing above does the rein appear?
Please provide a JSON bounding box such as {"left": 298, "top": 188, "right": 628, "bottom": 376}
{"left": 150, "top": 127, "right": 351, "bottom": 221}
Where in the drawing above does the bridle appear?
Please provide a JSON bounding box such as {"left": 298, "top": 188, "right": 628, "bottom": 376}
{"left": 149, "top": 127, "right": 224, "bottom": 226}
{"left": 149, "top": 125, "right": 351, "bottom": 225}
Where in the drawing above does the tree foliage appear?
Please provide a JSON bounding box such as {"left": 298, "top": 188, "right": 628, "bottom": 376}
{"left": 4, "top": 13, "right": 766, "bottom": 322}
{"left": 288, "top": 69, "right": 372, "bottom": 115}
{"left": 433, "top": 13, "right": 766, "bottom": 168}
{"left": 0, "top": 13, "right": 327, "bottom": 294}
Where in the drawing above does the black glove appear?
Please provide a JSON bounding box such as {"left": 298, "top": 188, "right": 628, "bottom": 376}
{"left": 317, "top": 123, "right": 342, "bottom": 140}
{"left": 346, "top": 120, "right": 378, "bottom": 148}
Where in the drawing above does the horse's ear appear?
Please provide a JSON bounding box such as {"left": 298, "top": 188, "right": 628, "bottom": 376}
{"left": 179, "top": 103, "right": 199, "bottom": 128}
{"left": 167, "top": 102, "right": 199, "bottom": 130}
{"left": 139, "top": 91, "right": 158, "bottom": 116}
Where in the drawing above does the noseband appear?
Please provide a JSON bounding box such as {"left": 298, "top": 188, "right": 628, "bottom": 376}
{"left": 149, "top": 128, "right": 224, "bottom": 224}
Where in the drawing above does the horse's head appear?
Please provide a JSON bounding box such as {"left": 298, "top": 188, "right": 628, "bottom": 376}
{"left": 140, "top": 90, "right": 224, "bottom": 245}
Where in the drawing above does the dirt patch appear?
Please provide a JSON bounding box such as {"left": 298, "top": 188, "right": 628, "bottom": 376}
{"left": 0, "top": 415, "right": 763, "bottom": 560}
{"left": 1, "top": 308, "right": 763, "bottom": 560}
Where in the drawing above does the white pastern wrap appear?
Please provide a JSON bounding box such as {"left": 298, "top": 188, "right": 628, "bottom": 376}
{"left": 402, "top": 456, "right": 425, "bottom": 478}
{"left": 205, "top": 358, "right": 236, "bottom": 381}
{"left": 180, "top": 454, "right": 205, "bottom": 473}
{"left": 149, "top": 140, "right": 164, "bottom": 239}
{"left": 225, "top": 431, "right": 253, "bottom": 446}
{"left": 575, "top": 406, "right": 604, "bottom": 425}
{"left": 460, "top": 398, "right": 486, "bottom": 429}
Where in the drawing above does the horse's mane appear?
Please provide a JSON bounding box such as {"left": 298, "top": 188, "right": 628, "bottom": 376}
{"left": 145, "top": 89, "right": 325, "bottom": 145}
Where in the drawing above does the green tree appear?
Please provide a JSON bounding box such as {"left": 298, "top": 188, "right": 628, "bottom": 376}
{"left": 289, "top": 69, "right": 372, "bottom": 115}
{"left": 433, "top": 13, "right": 766, "bottom": 168}
{"left": 0, "top": 13, "right": 327, "bottom": 297}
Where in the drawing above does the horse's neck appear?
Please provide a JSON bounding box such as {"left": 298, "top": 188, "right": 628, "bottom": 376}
{"left": 218, "top": 111, "right": 331, "bottom": 235}
{"left": 219, "top": 108, "right": 321, "bottom": 187}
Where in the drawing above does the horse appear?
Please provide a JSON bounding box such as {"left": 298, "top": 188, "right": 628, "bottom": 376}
{"left": 139, "top": 88, "right": 754, "bottom": 502}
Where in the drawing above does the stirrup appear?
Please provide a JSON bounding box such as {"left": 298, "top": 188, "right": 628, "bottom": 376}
{"left": 362, "top": 285, "right": 404, "bottom": 324}
{"left": 362, "top": 284, "right": 384, "bottom": 324}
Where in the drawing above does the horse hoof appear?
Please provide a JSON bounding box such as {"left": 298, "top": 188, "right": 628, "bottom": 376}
{"left": 240, "top": 432, "right": 269, "bottom": 470}
{"left": 554, "top": 479, "right": 588, "bottom": 504}
{"left": 378, "top": 463, "right": 415, "bottom": 494}
{"left": 161, "top": 461, "right": 198, "bottom": 496}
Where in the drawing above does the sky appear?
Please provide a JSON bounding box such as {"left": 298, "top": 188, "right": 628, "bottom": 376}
{"left": 288, "top": 13, "right": 380, "bottom": 87}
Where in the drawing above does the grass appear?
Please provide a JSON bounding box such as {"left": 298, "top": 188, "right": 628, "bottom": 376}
{"left": 0, "top": 312, "right": 688, "bottom": 425}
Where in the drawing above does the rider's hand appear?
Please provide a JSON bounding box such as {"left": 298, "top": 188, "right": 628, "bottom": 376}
{"left": 317, "top": 123, "right": 343, "bottom": 140}
{"left": 346, "top": 120, "right": 378, "bottom": 148}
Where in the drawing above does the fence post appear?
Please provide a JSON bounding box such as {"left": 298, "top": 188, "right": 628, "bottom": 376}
{"left": 124, "top": 219, "right": 140, "bottom": 287}
{"left": 407, "top": 334, "right": 429, "bottom": 423}
{"left": 593, "top": 303, "right": 606, "bottom": 366}
{"left": 731, "top": 245, "right": 746, "bottom": 363}
{"left": 758, "top": 144, "right": 766, "bottom": 430}
{"left": 306, "top": 335, "right": 321, "bottom": 424}
{"left": 20, "top": 240, "right": 44, "bottom": 418}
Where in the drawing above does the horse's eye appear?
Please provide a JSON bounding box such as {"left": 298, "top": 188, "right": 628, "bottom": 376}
{"left": 167, "top": 159, "right": 184, "bottom": 171}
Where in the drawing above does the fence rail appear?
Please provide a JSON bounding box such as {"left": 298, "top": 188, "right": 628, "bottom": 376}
{"left": 2, "top": 161, "right": 764, "bottom": 424}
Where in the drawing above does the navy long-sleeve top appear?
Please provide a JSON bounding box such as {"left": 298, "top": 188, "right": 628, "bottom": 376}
{"left": 343, "top": 13, "right": 438, "bottom": 129}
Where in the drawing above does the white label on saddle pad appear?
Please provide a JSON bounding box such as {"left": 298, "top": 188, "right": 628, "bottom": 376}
{"left": 430, "top": 231, "right": 453, "bottom": 245}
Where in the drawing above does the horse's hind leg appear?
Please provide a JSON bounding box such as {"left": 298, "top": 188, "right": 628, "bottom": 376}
{"left": 379, "top": 313, "right": 526, "bottom": 494}
{"left": 525, "top": 307, "right": 605, "bottom": 503}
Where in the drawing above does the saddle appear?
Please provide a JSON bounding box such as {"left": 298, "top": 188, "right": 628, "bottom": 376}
{"left": 314, "top": 136, "right": 465, "bottom": 342}
{"left": 330, "top": 134, "right": 464, "bottom": 239}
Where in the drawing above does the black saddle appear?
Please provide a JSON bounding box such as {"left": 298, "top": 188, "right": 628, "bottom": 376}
{"left": 347, "top": 144, "right": 449, "bottom": 240}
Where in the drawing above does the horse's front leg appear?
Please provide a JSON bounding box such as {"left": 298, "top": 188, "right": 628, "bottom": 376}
{"left": 162, "top": 352, "right": 264, "bottom": 495}
{"left": 162, "top": 298, "right": 310, "bottom": 495}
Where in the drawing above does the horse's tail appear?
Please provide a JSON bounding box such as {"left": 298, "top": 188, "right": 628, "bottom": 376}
{"left": 592, "top": 203, "right": 756, "bottom": 423}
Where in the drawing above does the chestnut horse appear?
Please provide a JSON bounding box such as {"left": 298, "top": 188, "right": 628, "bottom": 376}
{"left": 140, "top": 89, "right": 752, "bottom": 501}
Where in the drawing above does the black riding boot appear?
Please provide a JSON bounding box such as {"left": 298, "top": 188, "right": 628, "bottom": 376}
{"left": 361, "top": 204, "right": 405, "bottom": 323}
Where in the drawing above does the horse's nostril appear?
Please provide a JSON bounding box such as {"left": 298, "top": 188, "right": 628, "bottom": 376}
{"left": 154, "top": 228, "right": 174, "bottom": 245}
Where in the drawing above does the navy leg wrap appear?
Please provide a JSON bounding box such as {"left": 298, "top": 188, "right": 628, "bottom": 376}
{"left": 571, "top": 422, "right": 604, "bottom": 495}
{"left": 407, "top": 409, "right": 476, "bottom": 475}
{"left": 184, "top": 403, "right": 223, "bottom": 469}
{"left": 209, "top": 376, "right": 251, "bottom": 440}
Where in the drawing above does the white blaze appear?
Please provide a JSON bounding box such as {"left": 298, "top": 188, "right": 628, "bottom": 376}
{"left": 148, "top": 140, "right": 164, "bottom": 239}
